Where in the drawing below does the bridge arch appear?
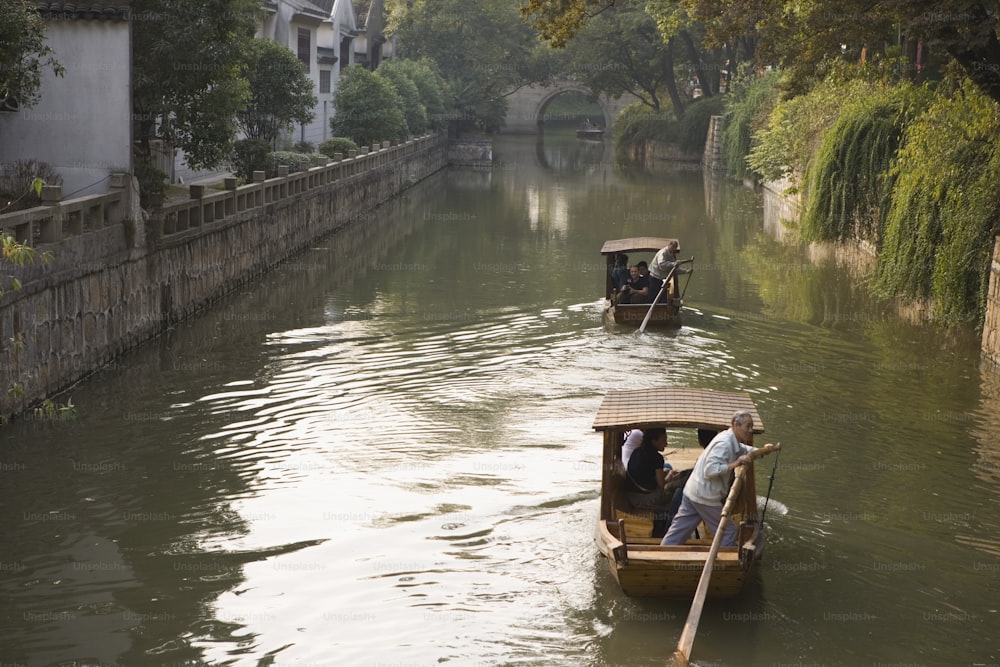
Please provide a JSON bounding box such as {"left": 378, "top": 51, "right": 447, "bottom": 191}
{"left": 504, "top": 80, "right": 640, "bottom": 135}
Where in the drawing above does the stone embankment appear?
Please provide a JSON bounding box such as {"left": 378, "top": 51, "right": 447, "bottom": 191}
{"left": 0, "top": 134, "right": 448, "bottom": 420}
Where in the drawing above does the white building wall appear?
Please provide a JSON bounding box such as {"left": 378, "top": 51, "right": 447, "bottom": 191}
{"left": 0, "top": 19, "right": 131, "bottom": 197}
{"left": 256, "top": 0, "right": 358, "bottom": 150}
{"left": 296, "top": 17, "right": 328, "bottom": 148}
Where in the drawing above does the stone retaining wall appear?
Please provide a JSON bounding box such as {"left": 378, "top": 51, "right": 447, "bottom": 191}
{"left": 703, "top": 115, "right": 725, "bottom": 171}
{"left": 982, "top": 237, "right": 1000, "bottom": 366}
{"left": 625, "top": 140, "right": 702, "bottom": 169}
{"left": 0, "top": 134, "right": 447, "bottom": 420}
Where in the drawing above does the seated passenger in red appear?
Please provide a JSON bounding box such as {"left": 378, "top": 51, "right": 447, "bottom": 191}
{"left": 618, "top": 265, "right": 650, "bottom": 304}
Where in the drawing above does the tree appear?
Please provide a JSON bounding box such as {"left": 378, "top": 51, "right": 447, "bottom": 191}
{"left": 236, "top": 38, "right": 317, "bottom": 147}
{"left": 331, "top": 65, "right": 407, "bottom": 146}
{"left": 0, "top": 0, "right": 63, "bottom": 108}
{"left": 520, "top": 0, "right": 616, "bottom": 49}
{"left": 664, "top": 0, "right": 1000, "bottom": 103}
{"left": 887, "top": 1, "right": 1000, "bottom": 104}
{"left": 393, "top": 58, "right": 452, "bottom": 130}
{"left": 377, "top": 59, "right": 428, "bottom": 135}
{"left": 131, "top": 0, "right": 259, "bottom": 171}
{"left": 568, "top": 2, "right": 680, "bottom": 114}
{"left": 387, "top": 0, "right": 559, "bottom": 133}
{"left": 527, "top": 0, "right": 1000, "bottom": 106}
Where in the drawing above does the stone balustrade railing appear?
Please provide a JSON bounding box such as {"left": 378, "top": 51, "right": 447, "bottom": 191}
{"left": 153, "top": 136, "right": 434, "bottom": 242}
{"left": 0, "top": 132, "right": 447, "bottom": 421}
{"left": 0, "top": 135, "right": 435, "bottom": 250}
{"left": 0, "top": 173, "right": 128, "bottom": 245}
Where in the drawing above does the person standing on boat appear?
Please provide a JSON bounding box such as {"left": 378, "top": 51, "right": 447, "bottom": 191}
{"left": 624, "top": 428, "right": 683, "bottom": 537}
{"left": 637, "top": 261, "right": 662, "bottom": 301}
{"left": 660, "top": 412, "right": 776, "bottom": 547}
{"left": 649, "top": 240, "right": 692, "bottom": 299}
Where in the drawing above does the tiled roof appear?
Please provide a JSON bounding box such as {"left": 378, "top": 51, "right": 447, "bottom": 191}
{"left": 34, "top": 2, "right": 132, "bottom": 20}
{"left": 284, "top": 0, "right": 329, "bottom": 20}
{"left": 592, "top": 387, "right": 765, "bottom": 432}
{"left": 601, "top": 237, "right": 677, "bottom": 255}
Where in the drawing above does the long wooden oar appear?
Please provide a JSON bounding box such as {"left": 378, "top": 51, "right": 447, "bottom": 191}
{"left": 670, "top": 466, "right": 746, "bottom": 666}
{"left": 671, "top": 444, "right": 780, "bottom": 666}
{"left": 638, "top": 258, "right": 693, "bottom": 333}
{"left": 638, "top": 266, "right": 677, "bottom": 333}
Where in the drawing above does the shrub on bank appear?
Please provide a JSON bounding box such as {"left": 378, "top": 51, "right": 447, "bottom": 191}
{"left": 746, "top": 74, "right": 873, "bottom": 184}
{"left": 378, "top": 60, "right": 429, "bottom": 136}
{"left": 0, "top": 159, "right": 63, "bottom": 212}
{"left": 266, "top": 151, "right": 322, "bottom": 177}
{"left": 331, "top": 65, "right": 408, "bottom": 147}
{"left": 614, "top": 96, "right": 725, "bottom": 157}
{"left": 318, "top": 137, "right": 360, "bottom": 159}
{"left": 231, "top": 139, "right": 270, "bottom": 182}
{"left": 722, "top": 70, "right": 781, "bottom": 179}
{"left": 677, "top": 96, "right": 726, "bottom": 153}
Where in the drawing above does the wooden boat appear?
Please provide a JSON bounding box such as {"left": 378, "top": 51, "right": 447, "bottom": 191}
{"left": 576, "top": 127, "right": 605, "bottom": 140}
{"left": 592, "top": 387, "right": 767, "bottom": 598}
{"left": 602, "top": 237, "right": 685, "bottom": 327}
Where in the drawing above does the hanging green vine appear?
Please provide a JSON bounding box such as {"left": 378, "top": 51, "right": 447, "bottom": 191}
{"left": 876, "top": 81, "right": 1000, "bottom": 325}
{"left": 801, "top": 83, "right": 933, "bottom": 243}
{"left": 721, "top": 69, "right": 781, "bottom": 179}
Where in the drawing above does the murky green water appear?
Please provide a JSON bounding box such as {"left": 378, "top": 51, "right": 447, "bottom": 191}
{"left": 2, "top": 129, "right": 998, "bottom": 667}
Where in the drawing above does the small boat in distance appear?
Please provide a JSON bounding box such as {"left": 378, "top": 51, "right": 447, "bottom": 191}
{"left": 592, "top": 387, "right": 770, "bottom": 598}
{"left": 602, "top": 237, "right": 687, "bottom": 327}
{"left": 576, "top": 119, "right": 604, "bottom": 140}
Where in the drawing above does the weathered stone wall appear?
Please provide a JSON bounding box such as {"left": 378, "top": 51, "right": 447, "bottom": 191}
{"left": 703, "top": 115, "right": 725, "bottom": 171}
{"left": 982, "top": 237, "right": 1000, "bottom": 365}
{"left": 0, "top": 134, "right": 447, "bottom": 420}
{"left": 624, "top": 140, "right": 702, "bottom": 169}
{"left": 448, "top": 139, "right": 493, "bottom": 166}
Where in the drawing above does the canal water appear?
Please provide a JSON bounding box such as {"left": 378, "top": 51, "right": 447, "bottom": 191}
{"left": 2, "top": 130, "right": 999, "bottom": 667}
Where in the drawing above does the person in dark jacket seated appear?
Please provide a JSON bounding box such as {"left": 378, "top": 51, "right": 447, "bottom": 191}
{"left": 618, "top": 265, "right": 650, "bottom": 304}
{"left": 624, "top": 428, "right": 683, "bottom": 537}
{"left": 637, "top": 260, "right": 663, "bottom": 302}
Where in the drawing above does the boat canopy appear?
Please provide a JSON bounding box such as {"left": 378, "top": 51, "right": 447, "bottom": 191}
{"left": 592, "top": 387, "right": 764, "bottom": 433}
{"left": 601, "top": 237, "right": 677, "bottom": 256}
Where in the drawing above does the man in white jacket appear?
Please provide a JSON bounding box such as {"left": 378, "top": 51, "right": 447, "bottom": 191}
{"left": 659, "top": 411, "right": 776, "bottom": 546}
{"left": 649, "top": 240, "right": 692, "bottom": 300}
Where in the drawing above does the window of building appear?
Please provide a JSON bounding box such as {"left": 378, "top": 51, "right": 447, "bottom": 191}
{"left": 339, "top": 37, "right": 351, "bottom": 73}
{"left": 297, "top": 28, "right": 311, "bottom": 72}
{"left": 319, "top": 69, "right": 331, "bottom": 94}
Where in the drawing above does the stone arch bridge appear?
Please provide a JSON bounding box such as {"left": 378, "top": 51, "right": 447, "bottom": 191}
{"left": 503, "top": 80, "right": 641, "bottom": 134}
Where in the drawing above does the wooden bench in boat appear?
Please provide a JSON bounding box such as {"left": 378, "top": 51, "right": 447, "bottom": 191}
{"left": 607, "top": 515, "right": 716, "bottom": 546}
{"left": 611, "top": 483, "right": 715, "bottom": 545}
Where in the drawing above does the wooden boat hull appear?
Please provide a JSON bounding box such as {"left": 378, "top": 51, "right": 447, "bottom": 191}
{"left": 595, "top": 519, "right": 751, "bottom": 598}
{"left": 576, "top": 129, "right": 604, "bottom": 140}
{"left": 605, "top": 300, "right": 681, "bottom": 326}
{"left": 590, "top": 388, "right": 771, "bottom": 598}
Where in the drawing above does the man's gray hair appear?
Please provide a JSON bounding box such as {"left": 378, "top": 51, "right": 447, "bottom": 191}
{"left": 732, "top": 411, "right": 754, "bottom": 427}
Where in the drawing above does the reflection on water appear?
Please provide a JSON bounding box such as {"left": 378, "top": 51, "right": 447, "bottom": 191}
{"left": 2, "top": 133, "right": 998, "bottom": 666}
